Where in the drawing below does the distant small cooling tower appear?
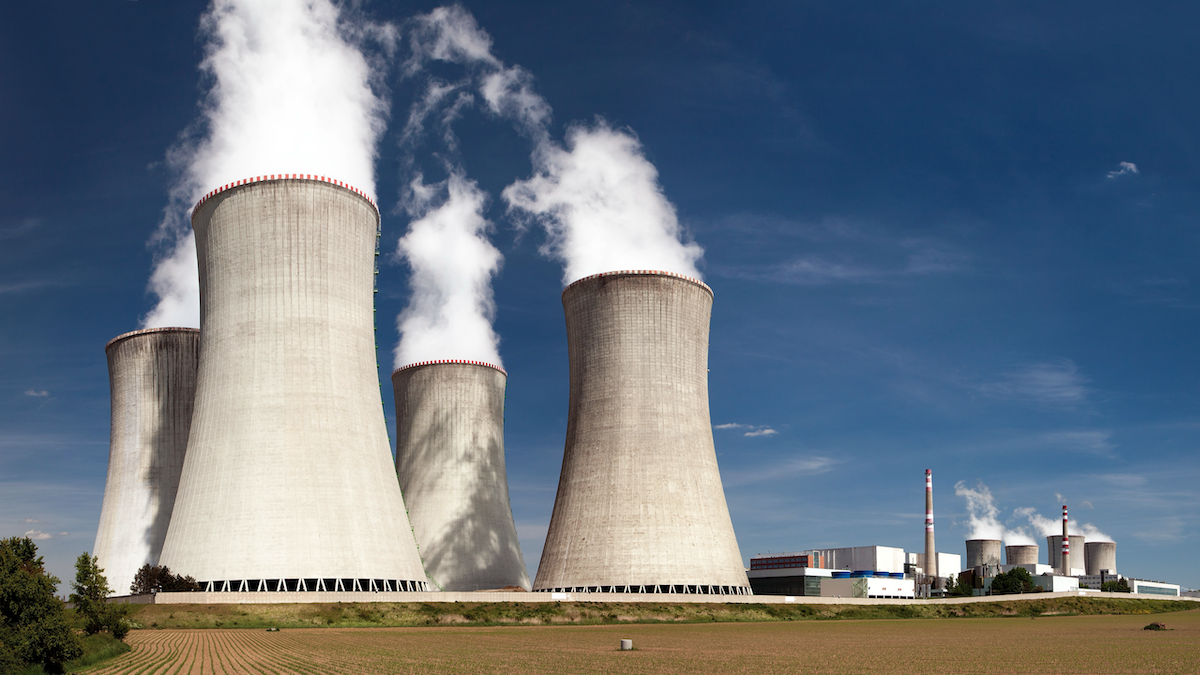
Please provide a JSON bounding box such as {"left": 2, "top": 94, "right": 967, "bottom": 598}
{"left": 965, "top": 539, "right": 1002, "bottom": 569}
{"left": 94, "top": 327, "right": 198, "bottom": 595}
{"left": 1047, "top": 535, "right": 1085, "bottom": 575}
{"left": 1005, "top": 544, "right": 1039, "bottom": 566}
{"left": 392, "top": 360, "right": 529, "bottom": 591}
{"left": 158, "top": 176, "right": 427, "bottom": 592}
{"left": 534, "top": 271, "right": 749, "bottom": 595}
{"left": 1084, "top": 541, "right": 1117, "bottom": 575}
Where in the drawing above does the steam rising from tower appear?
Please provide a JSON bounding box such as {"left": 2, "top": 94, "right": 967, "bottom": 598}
{"left": 94, "top": 328, "right": 199, "bottom": 595}
{"left": 143, "top": 0, "right": 392, "bottom": 329}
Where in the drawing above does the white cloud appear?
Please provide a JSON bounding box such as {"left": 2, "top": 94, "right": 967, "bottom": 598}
{"left": 23, "top": 390, "right": 49, "bottom": 397}
{"left": 24, "top": 530, "right": 52, "bottom": 540}
{"left": 978, "top": 359, "right": 1090, "bottom": 407}
{"left": 714, "top": 423, "right": 749, "bottom": 429}
{"left": 1107, "top": 161, "right": 1139, "bottom": 179}
{"left": 1040, "top": 430, "right": 1117, "bottom": 457}
{"left": 725, "top": 455, "right": 837, "bottom": 486}
{"left": 744, "top": 428, "right": 778, "bottom": 437}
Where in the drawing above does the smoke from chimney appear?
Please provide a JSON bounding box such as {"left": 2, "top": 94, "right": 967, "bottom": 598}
{"left": 393, "top": 171, "right": 503, "bottom": 369}
{"left": 402, "top": 6, "right": 704, "bottom": 285}
{"left": 954, "top": 480, "right": 1036, "bottom": 545}
{"left": 143, "top": 0, "right": 394, "bottom": 329}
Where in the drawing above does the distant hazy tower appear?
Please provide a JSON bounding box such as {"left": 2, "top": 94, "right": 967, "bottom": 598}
{"left": 925, "top": 469, "right": 937, "bottom": 578}
{"left": 534, "top": 270, "right": 750, "bottom": 595}
{"left": 392, "top": 360, "right": 529, "bottom": 591}
{"left": 158, "top": 176, "right": 427, "bottom": 592}
{"left": 94, "top": 327, "right": 198, "bottom": 595}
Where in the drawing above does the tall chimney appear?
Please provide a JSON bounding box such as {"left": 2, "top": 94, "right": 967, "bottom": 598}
{"left": 925, "top": 469, "right": 937, "bottom": 579}
{"left": 1060, "top": 504, "right": 1070, "bottom": 576}
{"left": 533, "top": 271, "right": 749, "bottom": 594}
{"left": 94, "top": 327, "right": 199, "bottom": 596}
{"left": 158, "top": 176, "right": 428, "bottom": 592}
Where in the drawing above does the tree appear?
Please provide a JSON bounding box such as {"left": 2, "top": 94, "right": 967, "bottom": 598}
{"left": 990, "top": 567, "right": 1040, "bottom": 595}
{"left": 945, "top": 574, "right": 973, "bottom": 597}
{"left": 1101, "top": 578, "right": 1131, "bottom": 593}
{"left": 130, "top": 564, "right": 200, "bottom": 594}
{"left": 0, "top": 537, "right": 82, "bottom": 673}
{"left": 69, "top": 553, "right": 129, "bottom": 639}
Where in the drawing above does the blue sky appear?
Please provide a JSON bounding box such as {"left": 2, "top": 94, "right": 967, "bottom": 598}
{"left": 2, "top": 1, "right": 1197, "bottom": 592}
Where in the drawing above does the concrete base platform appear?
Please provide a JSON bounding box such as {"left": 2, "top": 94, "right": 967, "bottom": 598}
{"left": 121, "top": 590, "right": 1198, "bottom": 605}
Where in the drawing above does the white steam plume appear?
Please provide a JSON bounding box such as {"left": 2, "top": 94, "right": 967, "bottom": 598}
{"left": 1013, "top": 506, "right": 1114, "bottom": 542}
{"left": 954, "top": 480, "right": 1036, "bottom": 545}
{"left": 404, "top": 5, "right": 703, "bottom": 285}
{"left": 142, "top": 0, "right": 393, "bottom": 328}
{"left": 393, "top": 173, "right": 503, "bottom": 369}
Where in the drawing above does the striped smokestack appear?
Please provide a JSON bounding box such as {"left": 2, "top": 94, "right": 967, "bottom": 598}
{"left": 1061, "top": 504, "right": 1070, "bottom": 576}
{"left": 925, "top": 469, "right": 937, "bottom": 579}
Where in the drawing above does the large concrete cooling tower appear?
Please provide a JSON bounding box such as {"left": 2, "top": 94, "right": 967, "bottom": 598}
{"left": 1084, "top": 541, "right": 1117, "bottom": 575}
{"left": 94, "top": 327, "right": 198, "bottom": 595}
{"left": 158, "top": 176, "right": 428, "bottom": 593}
{"left": 1047, "top": 535, "right": 1085, "bottom": 575}
{"left": 533, "top": 270, "right": 750, "bottom": 595}
{"left": 965, "top": 539, "right": 1002, "bottom": 569}
{"left": 1005, "top": 544, "right": 1039, "bottom": 566}
{"left": 392, "top": 360, "right": 529, "bottom": 592}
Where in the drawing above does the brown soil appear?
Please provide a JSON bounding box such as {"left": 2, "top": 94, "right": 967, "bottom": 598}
{"left": 89, "top": 609, "right": 1200, "bottom": 674}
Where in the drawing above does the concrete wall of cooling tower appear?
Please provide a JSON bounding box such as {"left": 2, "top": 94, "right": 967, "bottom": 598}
{"left": 1005, "top": 544, "right": 1039, "bottom": 566}
{"left": 533, "top": 271, "right": 750, "bottom": 594}
{"left": 965, "top": 539, "right": 1002, "bottom": 569}
{"left": 1084, "top": 541, "right": 1117, "bottom": 575}
{"left": 94, "top": 328, "right": 198, "bottom": 596}
{"left": 159, "top": 177, "right": 427, "bottom": 589}
{"left": 393, "top": 361, "right": 529, "bottom": 592}
{"left": 1047, "top": 535, "right": 1086, "bottom": 575}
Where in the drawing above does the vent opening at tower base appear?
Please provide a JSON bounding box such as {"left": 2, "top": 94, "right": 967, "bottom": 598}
{"left": 534, "top": 585, "right": 751, "bottom": 595}
{"left": 197, "top": 579, "right": 430, "bottom": 593}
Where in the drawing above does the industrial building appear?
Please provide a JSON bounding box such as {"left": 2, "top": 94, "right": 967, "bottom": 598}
{"left": 94, "top": 327, "right": 199, "bottom": 595}
{"left": 821, "top": 575, "right": 915, "bottom": 599}
{"left": 158, "top": 176, "right": 429, "bottom": 592}
{"left": 392, "top": 360, "right": 529, "bottom": 591}
{"left": 905, "top": 551, "right": 962, "bottom": 579}
{"left": 533, "top": 271, "right": 750, "bottom": 595}
{"left": 1047, "top": 535, "right": 1086, "bottom": 576}
{"left": 1084, "top": 541, "right": 1117, "bottom": 576}
{"left": 747, "top": 547, "right": 946, "bottom": 597}
{"left": 1005, "top": 544, "right": 1038, "bottom": 565}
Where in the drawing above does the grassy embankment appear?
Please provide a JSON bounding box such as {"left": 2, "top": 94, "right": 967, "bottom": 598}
{"left": 124, "top": 596, "right": 1195, "bottom": 630}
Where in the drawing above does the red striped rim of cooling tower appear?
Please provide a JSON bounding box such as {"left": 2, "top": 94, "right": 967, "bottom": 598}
{"left": 564, "top": 269, "right": 713, "bottom": 296}
{"left": 105, "top": 326, "right": 200, "bottom": 351}
{"left": 392, "top": 359, "right": 507, "bottom": 377}
{"left": 193, "top": 175, "right": 378, "bottom": 214}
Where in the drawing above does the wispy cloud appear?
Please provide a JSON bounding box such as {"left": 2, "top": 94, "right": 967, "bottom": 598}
{"left": 725, "top": 455, "right": 837, "bottom": 486}
{"left": 24, "top": 530, "right": 52, "bottom": 540}
{"left": 1107, "top": 161, "right": 1139, "bottom": 179}
{"left": 714, "top": 422, "right": 778, "bottom": 437}
{"left": 978, "top": 359, "right": 1090, "bottom": 407}
{"left": 0, "top": 217, "right": 40, "bottom": 240}
{"left": 1039, "top": 429, "right": 1117, "bottom": 457}
{"left": 23, "top": 390, "right": 50, "bottom": 397}
{"left": 744, "top": 428, "right": 778, "bottom": 437}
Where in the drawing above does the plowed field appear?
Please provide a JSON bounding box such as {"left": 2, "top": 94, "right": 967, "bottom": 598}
{"left": 90, "top": 609, "right": 1200, "bottom": 674}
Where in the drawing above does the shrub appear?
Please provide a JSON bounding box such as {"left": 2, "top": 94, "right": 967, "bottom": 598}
{"left": 130, "top": 564, "right": 200, "bottom": 594}
{"left": 69, "top": 553, "right": 130, "bottom": 640}
{"left": 0, "top": 538, "right": 82, "bottom": 673}
{"left": 990, "top": 567, "right": 1039, "bottom": 595}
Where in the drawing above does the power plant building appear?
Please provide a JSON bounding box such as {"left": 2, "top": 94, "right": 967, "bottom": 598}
{"left": 158, "top": 176, "right": 428, "bottom": 592}
{"left": 1005, "top": 544, "right": 1039, "bottom": 566}
{"left": 1084, "top": 541, "right": 1117, "bottom": 576}
{"left": 965, "top": 539, "right": 1003, "bottom": 569}
{"left": 94, "top": 327, "right": 199, "bottom": 595}
{"left": 1047, "top": 535, "right": 1086, "bottom": 576}
{"left": 392, "top": 360, "right": 529, "bottom": 591}
{"left": 533, "top": 271, "right": 749, "bottom": 595}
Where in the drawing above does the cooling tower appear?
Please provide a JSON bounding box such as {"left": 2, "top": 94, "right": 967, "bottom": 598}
{"left": 924, "top": 469, "right": 937, "bottom": 578}
{"left": 158, "top": 176, "right": 428, "bottom": 592}
{"left": 965, "top": 539, "right": 1002, "bottom": 569}
{"left": 1084, "top": 541, "right": 1117, "bottom": 575}
{"left": 1047, "top": 535, "right": 1085, "bottom": 575}
{"left": 94, "top": 327, "right": 199, "bottom": 595}
{"left": 392, "top": 360, "right": 529, "bottom": 591}
{"left": 533, "top": 270, "right": 750, "bottom": 595}
{"left": 1005, "top": 544, "right": 1039, "bottom": 566}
